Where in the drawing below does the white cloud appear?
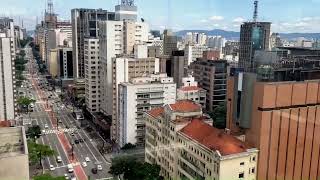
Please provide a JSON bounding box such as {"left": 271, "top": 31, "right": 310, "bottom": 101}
{"left": 233, "top": 17, "right": 245, "bottom": 23}
{"left": 209, "top": 16, "right": 224, "bottom": 21}
{"left": 200, "top": 19, "right": 208, "bottom": 23}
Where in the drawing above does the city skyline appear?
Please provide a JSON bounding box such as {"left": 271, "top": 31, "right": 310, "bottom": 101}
{"left": 2, "top": 0, "right": 320, "bottom": 33}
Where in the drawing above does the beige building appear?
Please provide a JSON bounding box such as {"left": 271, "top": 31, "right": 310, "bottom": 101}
{"left": 145, "top": 100, "right": 258, "bottom": 180}
{"left": 49, "top": 49, "right": 58, "bottom": 77}
{"left": 110, "top": 55, "right": 159, "bottom": 140}
{"left": 0, "top": 127, "right": 29, "bottom": 180}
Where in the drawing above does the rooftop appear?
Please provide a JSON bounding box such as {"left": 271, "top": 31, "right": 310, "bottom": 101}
{"left": 180, "top": 119, "right": 251, "bottom": 156}
{"left": 147, "top": 107, "right": 164, "bottom": 118}
{"left": 0, "top": 127, "right": 27, "bottom": 158}
{"left": 179, "top": 86, "right": 202, "bottom": 92}
{"left": 169, "top": 100, "right": 201, "bottom": 113}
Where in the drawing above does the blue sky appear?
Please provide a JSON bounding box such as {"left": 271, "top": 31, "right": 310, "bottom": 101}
{"left": 2, "top": 0, "right": 320, "bottom": 32}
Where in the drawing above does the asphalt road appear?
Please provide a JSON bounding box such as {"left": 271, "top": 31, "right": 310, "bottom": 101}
{"left": 21, "top": 46, "right": 113, "bottom": 180}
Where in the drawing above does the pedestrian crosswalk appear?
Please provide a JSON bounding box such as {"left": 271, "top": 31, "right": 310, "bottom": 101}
{"left": 42, "top": 128, "right": 78, "bottom": 135}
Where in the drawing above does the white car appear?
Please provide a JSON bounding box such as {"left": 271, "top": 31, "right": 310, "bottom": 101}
{"left": 82, "top": 162, "right": 87, "bottom": 167}
{"left": 49, "top": 165, "right": 55, "bottom": 171}
{"left": 44, "top": 124, "right": 49, "bottom": 129}
{"left": 85, "top": 157, "right": 90, "bottom": 162}
{"left": 64, "top": 174, "right": 69, "bottom": 179}
{"left": 97, "top": 164, "right": 103, "bottom": 170}
{"left": 56, "top": 156, "right": 62, "bottom": 163}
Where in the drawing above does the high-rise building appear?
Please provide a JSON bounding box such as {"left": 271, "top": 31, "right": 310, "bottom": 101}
{"left": 71, "top": 8, "right": 115, "bottom": 79}
{"left": 115, "top": 0, "right": 138, "bottom": 21}
{"left": 118, "top": 74, "right": 176, "bottom": 146}
{"left": 0, "top": 27, "right": 16, "bottom": 121}
{"left": 98, "top": 18, "right": 149, "bottom": 117}
{"left": 163, "top": 29, "right": 178, "bottom": 56}
{"left": 269, "top": 33, "right": 282, "bottom": 50}
{"left": 190, "top": 59, "right": 228, "bottom": 112}
{"left": 177, "top": 76, "right": 206, "bottom": 109}
{"left": 227, "top": 48, "right": 320, "bottom": 180}
{"left": 110, "top": 55, "right": 159, "bottom": 141}
{"left": 84, "top": 38, "right": 100, "bottom": 113}
{"left": 48, "top": 47, "right": 73, "bottom": 79}
{"left": 171, "top": 50, "right": 186, "bottom": 88}
{"left": 207, "top": 36, "right": 226, "bottom": 50}
{"left": 239, "top": 0, "right": 271, "bottom": 71}
{"left": 145, "top": 100, "right": 258, "bottom": 180}
{"left": 184, "top": 44, "right": 208, "bottom": 66}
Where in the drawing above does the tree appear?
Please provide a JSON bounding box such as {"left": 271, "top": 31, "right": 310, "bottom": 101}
{"left": 28, "top": 140, "right": 55, "bottom": 169}
{"left": 17, "top": 96, "right": 36, "bottom": 120}
{"left": 27, "top": 125, "right": 41, "bottom": 141}
{"left": 208, "top": 102, "right": 227, "bottom": 129}
{"left": 33, "top": 174, "right": 64, "bottom": 180}
{"left": 110, "top": 156, "right": 161, "bottom": 180}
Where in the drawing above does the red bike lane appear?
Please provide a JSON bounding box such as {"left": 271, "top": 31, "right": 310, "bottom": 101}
{"left": 31, "top": 76, "right": 87, "bottom": 180}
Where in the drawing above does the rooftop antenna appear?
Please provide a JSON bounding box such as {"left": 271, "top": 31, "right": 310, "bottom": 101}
{"left": 48, "top": 0, "right": 54, "bottom": 15}
{"left": 253, "top": 0, "right": 258, "bottom": 23}
{"left": 121, "top": 0, "right": 135, "bottom": 6}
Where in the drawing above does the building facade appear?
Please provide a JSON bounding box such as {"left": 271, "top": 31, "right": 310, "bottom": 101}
{"left": 71, "top": 8, "right": 115, "bottom": 79}
{"left": 118, "top": 74, "right": 176, "bottom": 147}
{"left": 110, "top": 56, "right": 159, "bottom": 141}
{"left": 84, "top": 38, "right": 100, "bottom": 113}
{"left": 190, "top": 59, "right": 228, "bottom": 112}
{"left": 171, "top": 50, "right": 186, "bottom": 88}
{"left": 0, "top": 33, "right": 16, "bottom": 120}
{"left": 184, "top": 44, "right": 208, "bottom": 66}
{"left": 98, "top": 19, "right": 149, "bottom": 117}
{"left": 163, "top": 29, "right": 178, "bottom": 56}
{"left": 239, "top": 22, "right": 271, "bottom": 71}
{"left": 145, "top": 100, "right": 258, "bottom": 180}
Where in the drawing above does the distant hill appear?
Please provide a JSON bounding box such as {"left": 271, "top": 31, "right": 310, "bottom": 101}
{"left": 176, "top": 29, "right": 320, "bottom": 40}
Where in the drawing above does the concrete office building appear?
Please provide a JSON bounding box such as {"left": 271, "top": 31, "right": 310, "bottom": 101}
{"left": 239, "top": 22, "right": 271, "bottom": 71}
{"left": 0, "top": 127, "right": 29, "bottom": 180}
{"left": 110, "top": 55, "right": 159, "bottom": 140}
{"left": 71, "top": 8, "right": 115, "bottom": 79}
{"left": 98, "top": 19, "right": 149, "bottom": 117}
{"left": 171, "top": 50, "right": 186, "bottom": 88}
{"left": 227, "top": 48, "right": 320, "bottom": 180}
{"left": 190, "top": 59, "right": 228, "bottom": 112}
{"left": 118, "top": 74, "right": 176, "bottom": 147}
{"left": 163, "top": 29, "right": 178, "bottom": 56}
{"left": 145, "top": 100, "right": 258, "bottom": 180}
{"left": 84, "top": 38, "right": 100, "bottom": 113}
{"left": 207, "top": 36, "right": 226, "bottom": 50}
{"left": 177, "top": 76, "right": 206, "bottom": 109}
{"left": 184, "top": 44, "right": 208, "bottom": 66}
{"left": 0, "top": 32, "right": 16, "bottom": 120}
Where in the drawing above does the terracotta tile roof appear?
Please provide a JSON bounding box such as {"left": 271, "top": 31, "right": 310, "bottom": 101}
{"left": 169, "top": 100, "right": 201, "bottom": 113}
{"left": 180, "top": 119, "right": 251, "bottom": 156}
{"left": 147, "top": 107, "right": 164, "bottom": 118}
{"left": 179, "top": 86, "right": 201, "bottom": 92}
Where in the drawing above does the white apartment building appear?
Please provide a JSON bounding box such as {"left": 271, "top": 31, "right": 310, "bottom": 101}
{"left": 98, "top": 20, "right": 149, "bottom": 117}
{"left": 111, "top": 56, "right": 159, "bottom": 140}
{"left": 177, "top": 76, "right": 206, "bottom": 109}
{"left": 84, "top": 38, "right": 100, "bottom": 113}
{"left": 145, "top": 100, "right": 258, "bottom": 180}
{"left": 184, "top": 44, "right": 208, "bottom": 66}
{"left": 118, "top": 74, "right": 176, "bottom": 147}
{"left": 0, "top": 32, "right": 16, "bottom": 120}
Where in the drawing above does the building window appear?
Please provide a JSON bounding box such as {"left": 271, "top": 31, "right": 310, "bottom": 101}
{"left": 240, "top": 162, "right": 245, "bottom": 166}
{"left": 239, "top": 173, "right": 244, "bottom": 178}
{"left": 251, "top": 168, "right": 255, "bottom": 174}
{"left": 252, "top": 156, "right": 256, "bottom": 161}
